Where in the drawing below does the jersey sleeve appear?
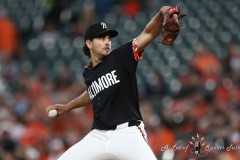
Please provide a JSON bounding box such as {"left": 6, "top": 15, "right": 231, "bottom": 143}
{"left": 132, "top": 38, "right": 145, "bottom": 61}
{"left": 112, "top": 38, "right": 144, "bottom": 72}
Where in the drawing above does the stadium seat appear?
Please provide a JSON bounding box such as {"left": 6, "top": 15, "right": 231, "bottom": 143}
{"left": 2, "top": 0, "right": 239, "bottom": 88}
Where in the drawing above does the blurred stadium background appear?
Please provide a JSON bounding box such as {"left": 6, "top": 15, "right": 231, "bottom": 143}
{"left": 0, "top": 0, "right": 240, "bottom": 159}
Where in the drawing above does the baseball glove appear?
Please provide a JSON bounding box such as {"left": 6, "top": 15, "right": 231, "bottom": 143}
{"left": 160, "top": 6, "right": 186, "bottom": 45}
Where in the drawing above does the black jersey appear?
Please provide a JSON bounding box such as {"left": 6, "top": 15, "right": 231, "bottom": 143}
{"left": 83, "top": 41, "right": 143, "bottom": 130}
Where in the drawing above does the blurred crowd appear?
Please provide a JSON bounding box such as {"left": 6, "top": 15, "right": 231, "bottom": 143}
{"left": 0, "top": 0, "right": 240, "bottom": 160}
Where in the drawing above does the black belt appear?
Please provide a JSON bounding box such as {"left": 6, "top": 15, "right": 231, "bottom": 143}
{"left": 108, "top": 120, "right": 141, "bottom": 130}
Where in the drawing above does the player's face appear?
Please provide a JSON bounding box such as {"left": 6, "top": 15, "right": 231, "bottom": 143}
{"left": 91, "top": 34, "right": 112, "bottom": 59}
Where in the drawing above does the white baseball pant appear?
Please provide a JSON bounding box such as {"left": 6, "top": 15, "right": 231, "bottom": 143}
{"left": 58, "top": 121, "right": 157, "bottom": 160}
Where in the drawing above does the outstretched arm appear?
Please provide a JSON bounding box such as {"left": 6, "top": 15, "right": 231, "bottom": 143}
{"left": 136, "top": 6, "right": 170, "bottom": 52}
{"left": 46, "top": 90, "right": 91, "bottom": 116}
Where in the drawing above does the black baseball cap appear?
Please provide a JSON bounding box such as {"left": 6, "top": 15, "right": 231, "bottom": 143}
{"left": 84, "top": 22, "right": 118, "bottom": 41}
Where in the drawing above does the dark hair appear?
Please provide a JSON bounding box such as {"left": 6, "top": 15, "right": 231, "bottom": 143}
{"left": 83, "top": 43, "right": 91, "bottom": 58}
{"left": 82, "top": 38, "right": 93, "bottom": 58}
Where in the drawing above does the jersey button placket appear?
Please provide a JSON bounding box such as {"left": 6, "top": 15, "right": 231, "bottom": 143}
{"left": 97, "top": 97, "right": 101, "bottom": 106}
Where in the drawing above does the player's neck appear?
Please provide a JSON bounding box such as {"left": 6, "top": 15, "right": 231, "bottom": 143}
{"left": 92, "top": 60, "right": 102, "bottom": 67}
{"left": 90, "top": 50, "right": 109, "bottom": 67}
{"left": 91, "top": 56, "right": 103, "bottom": 67}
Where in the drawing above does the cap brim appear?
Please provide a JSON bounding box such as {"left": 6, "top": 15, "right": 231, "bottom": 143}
{"left": 96, "top": 30, "right": 118, "bottom": 38}
{"left": 108, "top": 30, "right": 118, "bottom": 38}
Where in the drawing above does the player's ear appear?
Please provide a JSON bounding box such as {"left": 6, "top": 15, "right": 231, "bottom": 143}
{"left": 86, "top": 40, "right": 92, "bottom": 49}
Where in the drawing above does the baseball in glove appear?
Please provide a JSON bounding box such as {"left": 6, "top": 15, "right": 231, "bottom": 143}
{"left": 160, "top": 6, "right": 186, "bottom": 45}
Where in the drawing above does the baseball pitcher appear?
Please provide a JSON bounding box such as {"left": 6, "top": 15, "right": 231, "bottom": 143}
{"left": 46, "top": 6, "right": 185, "bottom": 160}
